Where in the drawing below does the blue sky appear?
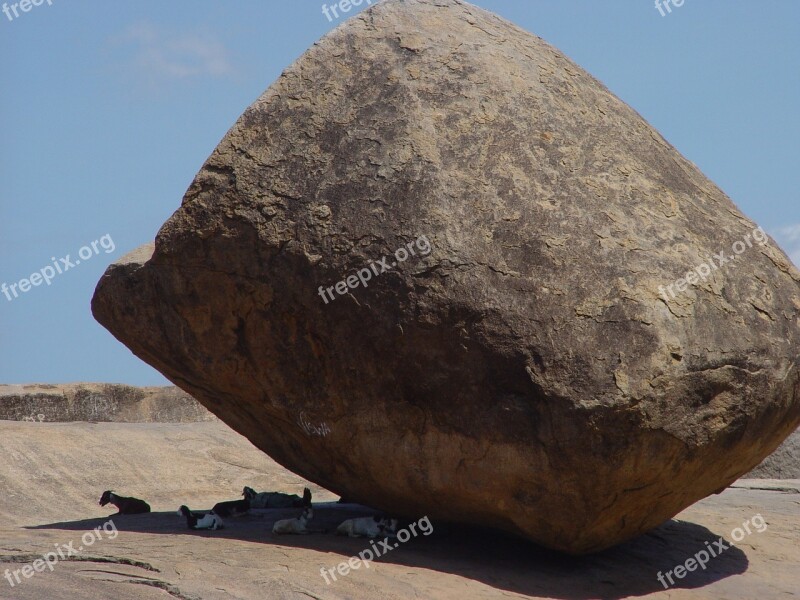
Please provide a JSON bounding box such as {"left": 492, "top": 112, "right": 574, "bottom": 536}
{"left": 1, "top": 0, "right": 798, "bottom": 385}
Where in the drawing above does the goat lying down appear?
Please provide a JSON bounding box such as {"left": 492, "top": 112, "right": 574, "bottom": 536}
{"left": 99, "top": 491, "right": 150, "bottom": 515}
{"left": 177, "top": 506, "right": 224, "bottom": 531}
{"left": 212, "top": 495, "right": 250, "bottom": 518}
{"left": 336, "top": 516, "right": 398, "bottom": 538}
{"left": 272, "top": 506, "right": 314, "bottom": 534}
{"left": 243, "top": 486, "right": 311, "bottom": 509}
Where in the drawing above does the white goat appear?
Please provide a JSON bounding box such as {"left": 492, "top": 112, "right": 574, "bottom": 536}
{"left": 383, "top": 518, "right": 398, "bottom": 537}
{"left": 336, "top": 516, "right": 397, "bottom": 538}
{"left": 177, "top": 505, "right": 224, "bottom": 531}
{"left": 272, "top": 507, "right": 313, "bottom": 535}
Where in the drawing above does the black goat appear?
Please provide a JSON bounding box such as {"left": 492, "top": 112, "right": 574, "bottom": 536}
{"left": 99, "top": 491, "right": 150, "bottom": 515}
{"left": 212, "top": 494, "right": 250, "bottom": 518}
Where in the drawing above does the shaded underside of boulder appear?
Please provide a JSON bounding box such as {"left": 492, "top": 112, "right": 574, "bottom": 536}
{"left": 92, "top": 0, "right": 800, "bottom": 553}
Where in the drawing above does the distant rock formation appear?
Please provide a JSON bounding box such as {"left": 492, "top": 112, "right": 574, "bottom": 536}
{"left": 748, "top": 428, "right": 800, "bottom": 479}
{"left": 0, "top": 383, "right": 214, "bottom": 423}
{"left": 91, "top": 0, "right": 800, "bottom": 553}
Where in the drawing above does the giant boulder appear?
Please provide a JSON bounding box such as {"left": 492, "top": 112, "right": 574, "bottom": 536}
{"left": 92, "top": 0, "right": 800, "bottom": 553}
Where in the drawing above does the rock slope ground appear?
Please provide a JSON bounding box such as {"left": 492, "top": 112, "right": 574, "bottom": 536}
{"left": 747, "top": 429, "right": 800, "bottom": 479}
{"left": 0, "top": 419, "right": 798, "bottom": 600}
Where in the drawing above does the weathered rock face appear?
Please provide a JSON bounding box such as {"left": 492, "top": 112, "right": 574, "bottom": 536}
{"left": 92, "top": 0, "right": 800, "bottom": 553}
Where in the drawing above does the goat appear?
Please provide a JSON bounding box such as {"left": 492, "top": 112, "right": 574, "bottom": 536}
{"left": 272, "top": 506, "right": 314, "bottom": 534}
{"left": 99, "top": 491, "right": 150, "bottom": 515}
{"left": 212, "top": 494, "right": 250, "bottom": 518}
{"left": 242, "top": 486, "right": 311, "bottom": 509}
{"left": 382, "top": 518, "right": 399, "bottom": 537}
{"left": 336, "top": 516, "right": 397, "bottom": 538}
{"left": 177, "top": 506, "right": 224, "bottom": 530}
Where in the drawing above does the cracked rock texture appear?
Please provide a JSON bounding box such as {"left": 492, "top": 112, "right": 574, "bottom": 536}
{"left": 91, "top": 0, "right": 800, "bottom": 553}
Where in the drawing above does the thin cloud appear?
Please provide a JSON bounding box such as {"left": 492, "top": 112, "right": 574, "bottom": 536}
{"left": 774, "top": 223, "right": 800, "bottom": 267}
{"left": 779, "top": 223, "right": 800, "bottom": 243}
{"left": 111, "top": 23, "right": 233, "bottom": 82}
